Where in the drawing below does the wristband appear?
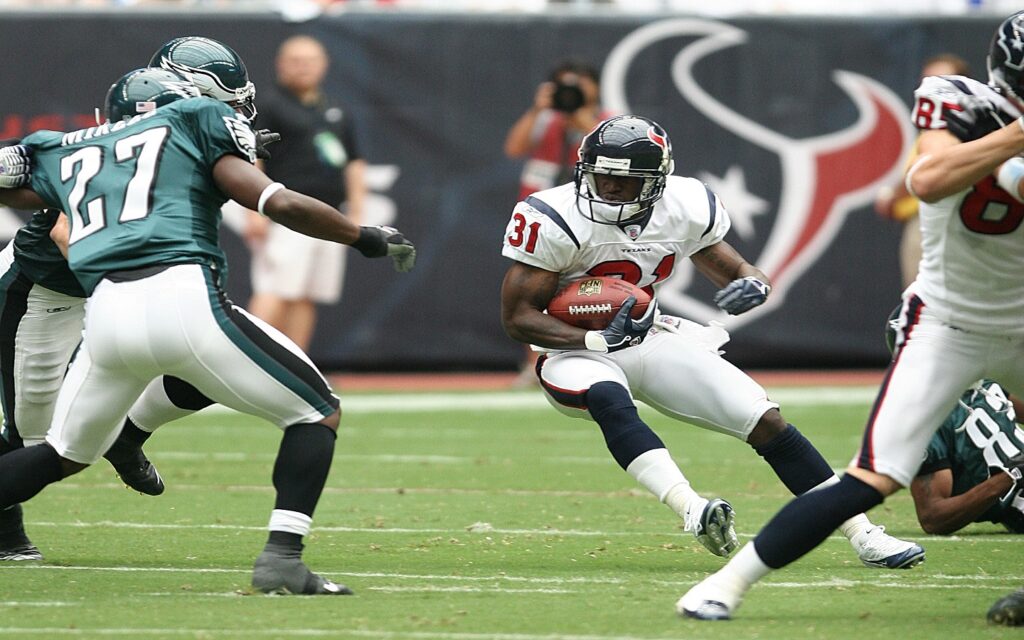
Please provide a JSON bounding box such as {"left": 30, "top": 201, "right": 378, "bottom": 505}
{"left": 584, "top": 331, "right": 609, "bottom": 353}
{"left": 257, "top": 182, "right": 285, "bottom": 216}
{"left": 997, "top": 158, "right": 1024, "bottom": 203}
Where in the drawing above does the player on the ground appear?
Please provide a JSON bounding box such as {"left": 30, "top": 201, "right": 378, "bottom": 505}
{"left": 0, "top": 67, "right": 414, "bottom": 594}
{"left": 500, "top": 114, "right": 924, "bottom": 566}
{"left": 681, "top": 10, "right": 1024, "bottom": 621}
{"left": 910, "top": 379, "right": 1024, "bottom": 535}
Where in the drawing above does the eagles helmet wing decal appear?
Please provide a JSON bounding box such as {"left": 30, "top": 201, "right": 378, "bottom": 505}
{"left": 602, "top": 19, "right": 914, "bottom": 329}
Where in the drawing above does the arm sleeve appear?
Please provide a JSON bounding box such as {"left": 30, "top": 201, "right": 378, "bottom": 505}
{"left": 916, "top": 429, "right": 953, "bottom": 477}
{"left": 694, "top": 182, "right": 732, "bottom": 250}
{"left": 22, "top": 132, "right": 64, "bottom": 210}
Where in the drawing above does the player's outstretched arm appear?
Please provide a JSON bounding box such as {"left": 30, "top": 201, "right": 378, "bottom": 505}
{"left": 910, "top": 468, "right": 1014, "bottom": 535}
{"left": 501, "top": 261, "right": 588, "bottom": 350}
{"left": 212, "top": 154, "right": 415, "bottom": 272}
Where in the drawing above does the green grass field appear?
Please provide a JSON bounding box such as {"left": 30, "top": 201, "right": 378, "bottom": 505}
{"left": 1, "top": 385, "right": 1021, "bottom": 639}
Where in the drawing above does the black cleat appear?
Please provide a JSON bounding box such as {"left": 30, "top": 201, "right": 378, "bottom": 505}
{"left": 988, "top": 587, "right": 1024, "bottom": 626}
{"left": 112, "top": 450, "right": 165, "bottom": 496}
{"left": 0, "top": 543, "right": 42, "bottom": 561}
{"left": 252, "top": 543, "right": 353, "bottom": 595}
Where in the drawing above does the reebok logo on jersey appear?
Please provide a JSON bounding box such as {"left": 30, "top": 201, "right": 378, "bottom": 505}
{"left": 46, "top": 306, "right": 71, "bottom": 313}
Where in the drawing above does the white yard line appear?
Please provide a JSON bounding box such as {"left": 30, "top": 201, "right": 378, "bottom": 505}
{"left": 188, "top": 386, "right": 879, "bottom": 416}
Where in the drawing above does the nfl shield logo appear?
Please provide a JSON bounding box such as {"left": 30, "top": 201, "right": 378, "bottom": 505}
{"left": 624, "top": 225, "right": 641, "bottom": 240}
{"left": 577, "top": 279, "right": 603, "bottom": 297}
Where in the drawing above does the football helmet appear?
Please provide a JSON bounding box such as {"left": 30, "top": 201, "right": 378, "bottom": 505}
{"left": 988, "top": 11, "right": 1024, "bottom": 108}
{"left": 574, "top": 115, "right": 674, "bottom": 225}
{"left": 104, "top": 68, "right": 200, "bottom": 123}
{"left": 150, "top": 36, "right": 257, "bottom": 120}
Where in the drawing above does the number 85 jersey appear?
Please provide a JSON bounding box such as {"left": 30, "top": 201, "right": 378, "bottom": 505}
{"left": 502, "top": 176, "right": 731, "bottom": 294}
{"left": 909, "top": 75, "right": 1024, "bottom": 335}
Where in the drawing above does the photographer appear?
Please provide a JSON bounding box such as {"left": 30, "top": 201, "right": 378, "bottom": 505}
{"left": 504, "top": 59, "right": 610, "bottom": 201}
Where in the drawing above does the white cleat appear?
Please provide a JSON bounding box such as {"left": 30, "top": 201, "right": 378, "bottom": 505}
{"left": 684, "top": 497, "right": 738, "bottom": 557}
{"left": 677, "top": 571, "right": 747, "bottom": 621}
{"left": 851, "top": 525, "right": 925, "bottom": 569}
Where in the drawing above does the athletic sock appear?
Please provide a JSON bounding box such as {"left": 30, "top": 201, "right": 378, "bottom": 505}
{"left": 102, "top": 417, "right": 153, "bottom": 465}
{"left": 754, "top": 424, "right": 835, "bottom": 495}
{"left": 272, "top": 423, "right": 336, "bottom": 517}
{"left": 0, "top": 444, "right": 65, "bottom": 509}
{"left": 752, "top": 474, "right": 884, "bottom": 569}
{"left": 0, "top": 503, "right": 30, "bottom": 547}
{"left": 587, "top": 382, "right": 665, "bottom": 469}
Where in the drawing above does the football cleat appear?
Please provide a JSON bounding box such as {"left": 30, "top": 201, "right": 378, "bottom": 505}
{"left": 684, "top": 497, "right": 738, "bottom": 558}
{"left": 851, "top": 525, "right": 925, "bottom": 569}
{"left": 252, "top": 543, "right": 353, "bottom": 596}
{"left": 0, "top": 543, "right": 43, "bottom": 561}
{"left": 988, "top": 587, "right": 1024, "bottom": 626}
{"left": 677, "top": 571, "right": 748, "bottom": 621}
{"left": 112, "top": 450, "right": 165, "bottom": 496}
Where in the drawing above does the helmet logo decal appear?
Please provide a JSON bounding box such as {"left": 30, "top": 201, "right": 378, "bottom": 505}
{"left": 602, "top": 19, "right": 913, "bottom": 329}
{"left": 996, "top": 17, "right": 1024, "bottom": 72}
{"left": 647, "top": 127, "right": 667, "bottom": 150}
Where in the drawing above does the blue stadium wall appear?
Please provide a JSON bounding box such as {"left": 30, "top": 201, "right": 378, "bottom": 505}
{"left": 0, "top": 13, "right": 1004, "bottom": 370}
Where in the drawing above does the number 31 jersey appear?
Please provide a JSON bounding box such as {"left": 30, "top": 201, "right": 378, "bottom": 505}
{"left": 23, "top": 97, "right": 256, "bottom": 294}
{"left": 501, "top": 176, "right": 731, "bottom": 293}
{"left": 909, "top": 75, "right": 1024, "bottom": 335}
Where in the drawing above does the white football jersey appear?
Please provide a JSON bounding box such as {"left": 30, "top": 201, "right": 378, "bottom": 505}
{"left": 501, "top": 176, "right": 730, "bottom": 293}
{"left": 908, "top": 75, "right": 1024, "bottom": 335}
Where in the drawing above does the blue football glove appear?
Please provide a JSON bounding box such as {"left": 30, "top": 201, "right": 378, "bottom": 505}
{"left": 0, "top": 144, "right": 32, "bottom": 189}
{"left": 585, "top": 295, "right": 658, "bottom": 353}
{"left": 943, "top": 95, "right": 1013, "bottom": 143}
{"left": 714, "top": 276, "right": 771, "bottom": 315}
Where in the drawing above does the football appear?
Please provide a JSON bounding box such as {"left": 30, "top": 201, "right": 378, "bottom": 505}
{"left": 546, "top": 276, "right": 652, "bottom": 330}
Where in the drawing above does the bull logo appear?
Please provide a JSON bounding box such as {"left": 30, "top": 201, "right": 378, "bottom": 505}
{"left": 602, "top": 19, "right": 914, "bottom": 329}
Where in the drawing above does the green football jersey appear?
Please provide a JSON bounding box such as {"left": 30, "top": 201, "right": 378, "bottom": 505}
{"left": 918, "top": 380, "right": 1024, "bottom": 525}
{"left": 23, "top": 97, "right": 255, "bottom": 294}
{"left": 12, "top": 209, "right": 86, "bottom": 298}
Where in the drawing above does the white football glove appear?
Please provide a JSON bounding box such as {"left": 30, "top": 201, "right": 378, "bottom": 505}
{"left": 0, "top": 145, "right": 32, "bottom": 189}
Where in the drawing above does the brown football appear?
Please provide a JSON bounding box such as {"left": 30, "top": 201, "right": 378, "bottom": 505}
{"left": 546, "top": 277, "right": 652, "bottom": 330}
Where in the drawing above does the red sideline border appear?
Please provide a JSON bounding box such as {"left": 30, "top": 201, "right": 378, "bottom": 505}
{"left": 328, "top": 370, "right": 886, "bottom": 393}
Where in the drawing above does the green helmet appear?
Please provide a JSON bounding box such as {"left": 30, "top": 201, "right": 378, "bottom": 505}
{"left": 149, "top": 36, "right": 256, "bottom": 120}
{"left": 104, "top": 68, "right": 200, "bottom": 123}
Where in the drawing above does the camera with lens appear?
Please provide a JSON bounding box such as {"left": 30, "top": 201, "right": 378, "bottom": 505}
{"left": 551, "top": 79, "right": 585, "bottom": 113}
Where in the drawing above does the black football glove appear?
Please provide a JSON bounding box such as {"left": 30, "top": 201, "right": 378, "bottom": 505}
{"left": 943, "top": 96, "right": 1011, "bottom": 143}
{"left": 352, "top": 225, "right": 416, "bottom": 273}
{"left": 992, "top": 451, "right": 1024, "bottom": 506}
{"left": 0, "top": 144, "right": 32, "bottom": 189}
{"left": 714, "top": 276, "right": 771, "bottom": 315}
{"left": 254, "top": 129, "right": 281, "bottom": 160}
{"left": 587, "top": 296, "right": 657, "bottom": 353}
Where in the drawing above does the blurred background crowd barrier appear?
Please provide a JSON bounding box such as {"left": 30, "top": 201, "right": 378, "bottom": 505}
{"left": 0, "top": 5, "right": 1008, "bottom": 371}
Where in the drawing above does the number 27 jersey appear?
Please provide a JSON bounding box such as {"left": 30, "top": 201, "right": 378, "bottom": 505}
{"left": 23, "top": 97, "right": 255, "bottom": 295}
{"left": 501, "top": 176, "right": 731, "bottom": 293}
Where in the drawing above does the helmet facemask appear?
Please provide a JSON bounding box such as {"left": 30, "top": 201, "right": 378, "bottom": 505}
{"left": 575, "top": 164, "right": 667, "bottom": 225}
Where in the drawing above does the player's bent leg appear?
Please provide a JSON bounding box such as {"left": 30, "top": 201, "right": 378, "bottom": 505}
{"left": 251, "top": 413, "right": 351, "bottom": 596}
{"left": 988, "top": 587, "right": 1024, "bottom": 626}
{"left": 584, "top": 380, "right": 737, "bottom": 557}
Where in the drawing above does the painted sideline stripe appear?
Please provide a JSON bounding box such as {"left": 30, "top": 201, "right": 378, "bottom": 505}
{"left": 192, "top": 386, "right": 878, "bottom": 416}
{"left": 3, "top": 565, "right": 1020, "bottom": 589}
{"left": 0, "top": 630, "right": 655, "bottom": 640}
{"left": 21, "top": 519, "right": 1023, "bottom": 544}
